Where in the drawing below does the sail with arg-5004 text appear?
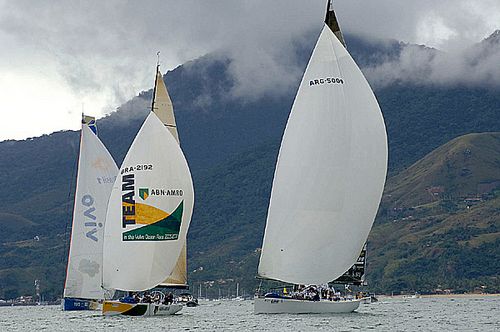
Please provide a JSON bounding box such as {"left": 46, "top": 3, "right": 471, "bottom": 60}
{"left": 257, "top": 3, "right": 388, "bottom": 286}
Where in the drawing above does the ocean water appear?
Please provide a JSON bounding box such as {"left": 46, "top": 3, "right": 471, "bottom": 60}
{"left": 1, "top": 296, "right": 498, "bottom": 331}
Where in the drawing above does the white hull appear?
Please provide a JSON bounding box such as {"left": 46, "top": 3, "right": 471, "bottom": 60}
{"left": 103, "top": 301, "right": 182, "bottom": 316}
{"left": 254, "top": 297, "right": 361, "bottom": 314}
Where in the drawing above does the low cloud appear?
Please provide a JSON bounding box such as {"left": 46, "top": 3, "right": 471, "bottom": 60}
{"left": 363, "top": 31, "right": 500, "bottom": 88}
{"left": 0, "top": 0, "right": 499, "bottom": 140}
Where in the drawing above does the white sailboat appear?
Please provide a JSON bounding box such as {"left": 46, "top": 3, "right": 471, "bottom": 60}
{"left": 63, "top": 115, "right": 118, "bottom": 311}
{"left": 255, "top": 1, "right": 388, "bottom": 314}
{"left": 101, "top": 64, "right": 194, "bottom": 316}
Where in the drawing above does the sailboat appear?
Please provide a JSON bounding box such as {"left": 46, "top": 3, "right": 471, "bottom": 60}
{"left": 254, "top": 1, "right": 388, "bottom": 314}
{"left": 62, "top": 115, "right": 118, "bottom": 311}
{"left": 101, "top": 62, "right": 194, "bottom": 316}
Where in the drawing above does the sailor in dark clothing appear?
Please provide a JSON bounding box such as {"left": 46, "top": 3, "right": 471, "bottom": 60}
{"left": 163, "top": 292, "right": 174, "bottom": 305}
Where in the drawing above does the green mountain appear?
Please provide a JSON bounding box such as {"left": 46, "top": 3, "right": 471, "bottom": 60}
{"left": 0, "top": 33, "right": 499, "bottom": 299}
{"left": 370, "top": 133, "right": 500, "bottom": 293}
{"left": 384, "top": 132, "right": 500, "bottom": 207}
{"left": 187, "top": 133, "right": 500, "bottom": 295}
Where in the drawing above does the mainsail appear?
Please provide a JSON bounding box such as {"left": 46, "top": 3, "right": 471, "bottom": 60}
{"left": 102, "top": 111, "right": 194, "bottom": 291}
{"left": 257, "top": 4, "right": 388, "bottom": 285}
{"left": 64, "top": 116, "right": 118, "bottom": 300}
{"left": 151, "top": 67, "right": 188, "bottom": 287}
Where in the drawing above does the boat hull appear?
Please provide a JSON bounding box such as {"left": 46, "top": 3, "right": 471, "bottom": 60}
{"left": 254, "top": 297, "right": 361, "bottom": 314}
{"left": 62, "top": 298, "right": 100, "bottom": 311}
{"left": 102, "top": 301, "right": 182, "bottom": 316}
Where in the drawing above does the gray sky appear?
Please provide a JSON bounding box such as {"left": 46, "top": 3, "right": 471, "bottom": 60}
{"left": 0, "top": 0, "right": 499, "bottom": 140}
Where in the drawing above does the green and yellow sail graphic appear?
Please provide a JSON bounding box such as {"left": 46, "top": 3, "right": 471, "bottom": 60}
{"left": 123, "top": 201, "right": 183, "bottom": 241}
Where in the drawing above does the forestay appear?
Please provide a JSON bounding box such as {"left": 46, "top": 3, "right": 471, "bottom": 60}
{"left": 64, "top": 124, "right": 118, "bottom": 300}
{"left": 258, "top": 24, "right": 388, "bottom": 285}
{"left": 102, "top": 112, "right": 194, "bottom": 291}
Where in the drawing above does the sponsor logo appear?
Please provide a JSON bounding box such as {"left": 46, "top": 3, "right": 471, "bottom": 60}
{"left": 122, "top": 173, "right": 136, "bottom": 228}
{"left": 139, "top": 188, "right": 183, "bottom": 200}
{"left": 119, "top": 170, "right": 184, "bottom": 242}
{"left": 309, "top": 77, "right": 344, "bottom": 86}
{"left": 149, "top": 188, "right": 184, "bottom": 197}
{"left": 82, "top": 194, "right": 102, "bottom": 242}
{"left": 139, "top": 188, "right": 149, "bottom": 200}
{"left": 122, "top": 201, "right": 184, "bottom": 242}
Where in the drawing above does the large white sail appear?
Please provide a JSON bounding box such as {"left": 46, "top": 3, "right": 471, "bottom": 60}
{"left": 258, "top": 24, "right": 388, "bottom": 285}
{"left": 102, "top": 112, "right": 194, "bottom": 291}
{"left": 64, "top": 119, "right": 118, "bottom": 300}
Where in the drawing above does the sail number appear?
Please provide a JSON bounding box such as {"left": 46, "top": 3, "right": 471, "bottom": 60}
{"left": 309, "top": 77, "right": 344, "bottom": 86}
{"left": 121, "top": 164, "right": 153, "bottom": 174}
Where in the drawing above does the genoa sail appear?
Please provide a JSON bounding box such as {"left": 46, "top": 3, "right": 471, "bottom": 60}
{"left": 102, "top": 112, "right": 194, "bottom": 291}
{"left": 257, "top": 20, "right": 388, "bottom": 285}
{"left": 151, "top": 67, "right": 188, "bottom": 288}
{"left": 64, "top": 116, "right": 118, "bottom": 300}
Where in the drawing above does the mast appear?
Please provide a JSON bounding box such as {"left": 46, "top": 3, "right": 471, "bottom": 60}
{"left": 325, "top": 0, "right": 346, "bottom": 48}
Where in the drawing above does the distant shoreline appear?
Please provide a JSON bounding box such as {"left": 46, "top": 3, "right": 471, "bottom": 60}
{"left": 379, "top": 293, "right": 500, "bottom": 299}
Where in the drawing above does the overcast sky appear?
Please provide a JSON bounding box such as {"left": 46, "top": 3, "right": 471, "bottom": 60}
{"left": 0, "top": 0, "right": 499, "bottom": 141}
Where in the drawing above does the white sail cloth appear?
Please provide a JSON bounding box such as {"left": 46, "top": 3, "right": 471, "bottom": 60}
{"left": 102, "top": 112, "right": 194, "bottom": 291}
{"left": 64, "top": 125, "right": 118, "bottom": 299}
{"left": 258, "top": 24, "right": 388, "bottom": 285}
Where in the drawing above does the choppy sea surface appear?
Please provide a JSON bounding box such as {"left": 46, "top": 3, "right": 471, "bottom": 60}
{"left": 1, "top": 295, "right": 499, "bottom": 331}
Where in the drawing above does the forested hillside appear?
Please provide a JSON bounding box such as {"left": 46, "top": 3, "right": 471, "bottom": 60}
{"left": 0, "top": 33, "right": 499, "bottom": 299}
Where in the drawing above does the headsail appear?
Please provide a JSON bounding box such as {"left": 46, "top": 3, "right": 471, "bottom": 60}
{"left": 257, "top": 8, "right": 387, "bottom": 285}
{"left": 102, "top": 112, "right": 194, "bottom": 291}
{"left": 152, "top": 67, "right": 188, "bottom": 288}
{"left": 64, "top": 115, "right": 118, "bottom": 300}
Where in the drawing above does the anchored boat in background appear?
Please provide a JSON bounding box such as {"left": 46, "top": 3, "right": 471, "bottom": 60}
{"left": 255, "top": 0, "right": 388, "bottom": 314}
{"left": 62, "top": 115, "right": 118, "bottom": 311}
{"left": 101, "top": 63, "right": 194, "bottom": 316}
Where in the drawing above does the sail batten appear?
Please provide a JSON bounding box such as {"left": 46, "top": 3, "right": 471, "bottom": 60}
{"left": 257, "top": 23, "right": 387, "bottom": 285}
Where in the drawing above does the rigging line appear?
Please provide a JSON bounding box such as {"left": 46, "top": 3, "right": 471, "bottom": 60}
{"left": 151, "top": 52, "right": 161, "bottom": 113}
{"left": 61, "top": 131, "right": 80, "bottom": 266}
